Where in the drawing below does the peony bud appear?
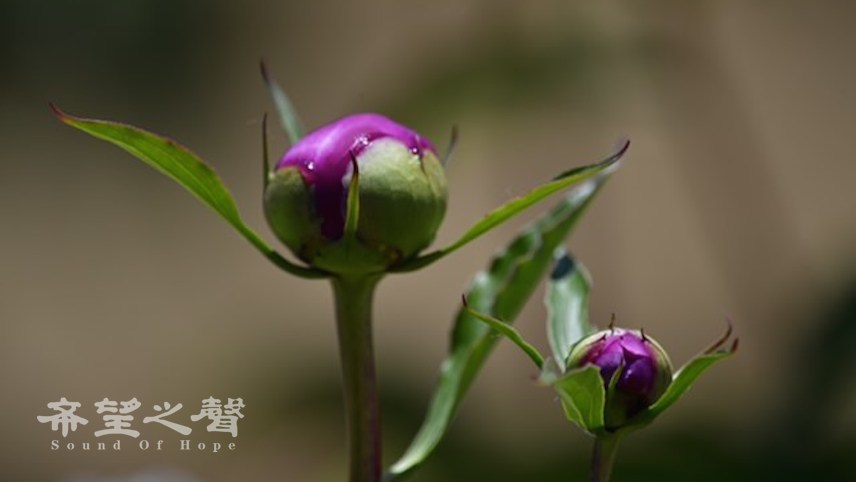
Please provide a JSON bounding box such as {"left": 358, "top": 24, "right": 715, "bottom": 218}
{"left": 264, "top": 113, "right": 448, "bottom": 275}
{"left": 567, "top": 328, "right": 673, "bottom": 429}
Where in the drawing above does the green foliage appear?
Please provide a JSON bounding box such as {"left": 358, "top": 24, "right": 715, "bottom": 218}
{"left": 392, "top": 141, "right": 628, "bottom": 272}
{"left": 554, "top": 365, "right": 607, "bottom": 435}
{"left": 51, "top": 104, "right": 326, "bottom": 279}
{"left": 462, "top": 301, "right": 545, "bottom": 369}
{"left": 650, "top": 351, "right": 732, "bottom": 415}
{"left": 260, "top": 60, "right": 304, "bottom": 145}
{"left": 545, "top": 250, "right": 596, "bottom": 368}
{"left": 632, "top": 334, "right": 738, "bottom": 429}
{"left": 386, "top": 154, "right": 621, "bottom": 480}
{"left": 458, "top": 241, "right": 737, "bottom": 438}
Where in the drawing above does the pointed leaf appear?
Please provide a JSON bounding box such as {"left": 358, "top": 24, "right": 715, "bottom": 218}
{"left": 463, "top": 301, "right": 545, "bottom": 369}
{"left": 52, "top": 105, "right": 326, "bottom": 279}
{"left": 385, "top": 159, "right": 620, "bottom": 481}
{"left": 554, "top": 365, "right": 606, "bottom": 434}
{"left": 648, "top": 349, "right": 735, "bottom": 417}
{"left": 391, "top": 141, "right": 628, "bottom": 273}
{"left": 260, "top": 61, "right": 304, "bottom": 145}
{"left": 546, "top": 251, "right": 595, "bottom": 369}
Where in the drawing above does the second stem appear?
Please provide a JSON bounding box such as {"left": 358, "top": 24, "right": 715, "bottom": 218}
{"left": 332, "top": 274, "right": 383, "bottom": 482}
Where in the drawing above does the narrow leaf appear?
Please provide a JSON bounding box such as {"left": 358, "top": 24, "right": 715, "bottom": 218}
{"left": 545, "top": 250, "right": 595, "bottom": 369}
{"left": 392, "top": 140, "right": 628, "bottom": 273}
{"left": 386, "top": 159, "right": 619, "bottom": 481}
{"left": 260, "top": 60, "right": 304, "bottom": 145}
{"left": 463, "top": 299, "right": 545, "bottom": 369}
{"left": 52, "top": 104, "right": 326, "bottom": 279}
{"left": 554, "top": 365, "right": 606, "bottom": 434}
{"left": 647, "top": 349, "right": 735, "bottom": 417}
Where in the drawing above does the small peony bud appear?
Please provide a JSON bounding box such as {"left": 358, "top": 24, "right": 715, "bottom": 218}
{"left": 264, "top": 113, "right": 448, "bottom": 274}
{"left": 567, "top": 328, "right": 673, "bottom": 429}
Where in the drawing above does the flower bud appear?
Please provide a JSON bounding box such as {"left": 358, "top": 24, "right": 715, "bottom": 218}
{"left": 567, "top": 328, "right": 672, "bottom": 429}
{"left": 264, "top": 113, "right": 448, "bottom": 274}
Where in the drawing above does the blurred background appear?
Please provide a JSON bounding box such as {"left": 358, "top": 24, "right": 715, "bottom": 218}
{"left": 2, "top": 0, "right": 855, "bottom": 481}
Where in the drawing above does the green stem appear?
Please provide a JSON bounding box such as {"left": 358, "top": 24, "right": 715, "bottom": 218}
{"left": 589, "top": 434, "right": 621, "bottom": 482}
{"left": 332, "top": 274, "right": 383, "bottom": 482}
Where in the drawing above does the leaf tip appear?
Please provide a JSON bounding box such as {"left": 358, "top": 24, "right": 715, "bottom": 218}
{"left": 598, "top": 138, "right": 631, "bottom": 176}
{"left": 259, "top": 58, "right": 272, "bottom": 84}
{"left": 48, "top": 102, "right": 69, "bottom": 122}
{"left": 615, "top": 138, "right": 631, "bottom": 159}
{"left": 705, "top": 317, "right": 736, "bottom": 354}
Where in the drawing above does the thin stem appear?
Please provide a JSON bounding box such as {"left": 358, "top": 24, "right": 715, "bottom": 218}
{"left": 589, "top": 434, "right": 621, "bottom": 482}
{"left": 332, "top": 274, "right": 383, "bottom": 482}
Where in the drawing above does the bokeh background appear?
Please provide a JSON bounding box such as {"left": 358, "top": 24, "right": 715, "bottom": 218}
{"left": 2, "top": 1, "right": 855, "bottom": 481}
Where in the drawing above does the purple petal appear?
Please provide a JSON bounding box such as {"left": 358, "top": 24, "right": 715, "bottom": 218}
{"left": 618, "top": 358, "right": 656, "bottom": 395}
{"left": 617, "top": 333, "right": 649, "bottom": 360}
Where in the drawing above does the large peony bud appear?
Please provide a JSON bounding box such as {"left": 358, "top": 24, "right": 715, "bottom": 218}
{"left": 264, "top": 113, "right": 447, "bottom": 275}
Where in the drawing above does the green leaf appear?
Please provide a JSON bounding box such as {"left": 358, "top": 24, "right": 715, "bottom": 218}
{"left": 385, "top": 156, "right": 620, "bottom": 481}
{"left": 260, "top": 60, "right": 304, "bottom": 145}
{"left": 52, "top": 104, "right": 326, "bottom": 279}
{"left": 545, "top": 251, "right": 595, "bottom": 369}
{"left": 463, "top": 300, "right": 545, "bottom": 369}
{"left": 391, "top": 141, "right": 628, "bottom": 273}
{"left": 554, "top": 365, "right": 606, "bottom": 434}
{"left": 647, "top": 349, "right": 735, "bottom": 417}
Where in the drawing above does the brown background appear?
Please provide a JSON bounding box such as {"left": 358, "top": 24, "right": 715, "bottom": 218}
{"left": 1, "top": 1, "right": 854, "bottom": 481}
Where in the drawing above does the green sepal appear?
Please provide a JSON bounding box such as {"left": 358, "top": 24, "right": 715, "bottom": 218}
{"left": 261, "top": 112, "right": 272, "bottom": 190}
{"left": 344, "top": 151, "right": 361, "bottom": 240}
{"left": 51, "top": 104, "right": 327, "bottom": 279}
{"left": 441, "top": 125, "right": 459, "bottom": 167}
{"left": 554, "top": 365, "right": 607, "bottom": 435}
{"left": 260, "top": 60, "right": 304, "bottom": 145}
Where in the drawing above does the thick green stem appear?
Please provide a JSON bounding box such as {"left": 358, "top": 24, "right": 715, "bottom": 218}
{"left": 589, "top": 434, "right": 621, "bottom": 482}
{"left": 332, "top": 275, "right": 383, "bottom": 482}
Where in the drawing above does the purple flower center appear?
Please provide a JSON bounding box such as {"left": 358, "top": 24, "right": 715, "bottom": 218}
{"left": 583, "top": 331, "right": 658, "bottom": 397}
{"left": 276, "top": 113, "right": 437, "bottom": 240}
